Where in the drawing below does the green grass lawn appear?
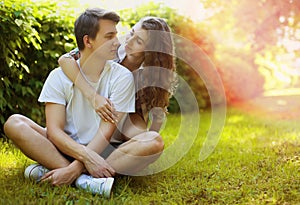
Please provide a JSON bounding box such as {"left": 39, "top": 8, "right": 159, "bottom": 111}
{"left": 1, "top": 108, "right": 299, "bottom": 204}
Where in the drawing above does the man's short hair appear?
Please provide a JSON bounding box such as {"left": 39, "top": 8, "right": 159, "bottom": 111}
{"left": 75, "top": 8, "right": 120, "bottom": 50}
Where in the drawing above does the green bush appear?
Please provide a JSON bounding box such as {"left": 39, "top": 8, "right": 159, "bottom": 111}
{"left": 0, "top": 0, "right": 76, "bottom": 137}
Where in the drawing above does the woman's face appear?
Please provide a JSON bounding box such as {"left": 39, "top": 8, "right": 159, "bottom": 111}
{"left": 124, "top": 22, "right": 149, "bottom": 57}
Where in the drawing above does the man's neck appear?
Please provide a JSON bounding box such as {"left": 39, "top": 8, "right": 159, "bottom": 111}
{"left": 79, "top": 52, "right": 106, "bottom": 82}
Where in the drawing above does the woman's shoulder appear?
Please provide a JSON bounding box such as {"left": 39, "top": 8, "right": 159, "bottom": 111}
{"left": 107, "top": 61, "right": 132, "bottom": 79}
{"left": 116, "top": 44, "right": 126, "bottom": 62}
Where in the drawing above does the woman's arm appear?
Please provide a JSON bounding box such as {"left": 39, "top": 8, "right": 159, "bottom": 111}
{"left": 58, "top": 54, "right": 95, "bottom": 102}
{"left": 58, "top": 53, "right": 116, "bottom": 123}
{"left": 148, "top": 107, "right": 166, "bottom": 132}
{"left": 149, "top": 119, "right": 164, "bottom": 132}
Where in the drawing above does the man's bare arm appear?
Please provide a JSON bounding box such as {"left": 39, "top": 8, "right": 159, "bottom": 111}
{"left": 83, "top": 112, "right": 125, "bottom": 177}
{"left": 46, "top": 102, "right": 124, "bottom": 178}
{"left": 46, "top": 103, "right": 88, "bottom": 162}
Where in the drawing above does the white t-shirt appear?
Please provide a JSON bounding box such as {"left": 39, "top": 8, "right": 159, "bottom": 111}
{"left": 38, "top": 60, "right": 135, "bottom": 145}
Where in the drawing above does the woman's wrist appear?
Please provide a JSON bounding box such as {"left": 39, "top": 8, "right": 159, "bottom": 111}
{"left": 86, "top": 90, "right": 99, "bottom": 108}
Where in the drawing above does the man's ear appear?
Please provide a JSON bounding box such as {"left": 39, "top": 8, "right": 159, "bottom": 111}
{"left": 83, "top": 35, "right": 92, "bottom": 48}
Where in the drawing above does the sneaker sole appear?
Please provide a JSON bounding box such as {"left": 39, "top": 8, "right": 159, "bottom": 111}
{"left": 103, "top": 178, "right": 114, "bottom": 198}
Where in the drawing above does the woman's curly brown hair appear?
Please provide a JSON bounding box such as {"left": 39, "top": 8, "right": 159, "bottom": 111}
{"left": 134, "top": 17, "right": 177, "bottom": 123}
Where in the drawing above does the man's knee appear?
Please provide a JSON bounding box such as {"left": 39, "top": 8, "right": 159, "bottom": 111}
{"left": 4, "top": 114, "right": 26, "bottom": 137}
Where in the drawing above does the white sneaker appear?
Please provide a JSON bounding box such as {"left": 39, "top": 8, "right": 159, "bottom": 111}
{"left": 75, "top": 174, "right": 114, "bottom": 198}
{"left": 24, "top": 164, "right": 49, "bottom": 182}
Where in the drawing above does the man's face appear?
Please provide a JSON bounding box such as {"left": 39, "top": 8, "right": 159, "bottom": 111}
{"left": 90, "top": 19, "right": 120, "bottom": 60}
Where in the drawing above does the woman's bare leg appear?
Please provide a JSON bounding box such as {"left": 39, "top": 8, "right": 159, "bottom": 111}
{"left": 106, "top": 113, "right": 164, "bottom": 175}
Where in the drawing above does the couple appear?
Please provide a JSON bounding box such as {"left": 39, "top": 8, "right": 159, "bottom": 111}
{"left": 4, "top": 7, "right": 176, "bottom": 197}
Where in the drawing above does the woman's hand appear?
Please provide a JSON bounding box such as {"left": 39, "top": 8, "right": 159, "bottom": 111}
{"left": 92, "top": 94, "right": 118, "bottom": 124}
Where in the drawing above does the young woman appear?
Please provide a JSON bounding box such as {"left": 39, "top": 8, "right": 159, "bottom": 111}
{"left": 58, "top": 17, "right": 177, "bottom": 170}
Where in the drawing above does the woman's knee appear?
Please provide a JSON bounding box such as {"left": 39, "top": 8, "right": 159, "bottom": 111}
{"left": 148, "top": 131, "right": 164, "bottom": 154}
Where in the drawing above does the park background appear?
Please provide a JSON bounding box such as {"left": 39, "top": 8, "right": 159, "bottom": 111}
{"left": 1, "top": 0, "right": 300, "bottom": 204}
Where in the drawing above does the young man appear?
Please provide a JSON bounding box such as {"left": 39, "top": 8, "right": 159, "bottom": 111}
{"left": 3, "top": 8, "right": 135, "bottom": 197}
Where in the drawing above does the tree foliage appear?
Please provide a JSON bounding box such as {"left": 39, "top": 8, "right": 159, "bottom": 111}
{"left": 0, "top": 0, "right": 76, "bottom": 137}
{"left": 202, "top": 0, "right": 300, "bottom": 100}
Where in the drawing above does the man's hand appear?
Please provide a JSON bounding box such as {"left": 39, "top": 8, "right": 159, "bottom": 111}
{"left": 41, "top": 166, "right": 81, "bottom": 186}
{"left": 83, "top": 147, "right": 115, "bottom": 178}
{"left": 92, "top": 94, "right": 118, "bottom": 123}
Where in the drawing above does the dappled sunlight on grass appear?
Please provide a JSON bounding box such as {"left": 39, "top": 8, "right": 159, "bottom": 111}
{"left": 0, "top": 141, "right": 31, "bottom": 169}
{"left": 226, "top": 115, "right": 245, "bottom": 124}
